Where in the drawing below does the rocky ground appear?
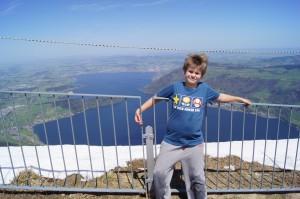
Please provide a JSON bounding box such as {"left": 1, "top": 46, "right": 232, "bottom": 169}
{"left": 1, "top": 191, "right": 300, "bottom": 199}
{"left": 1, "top": 155, "right": 299, "bottom": 198}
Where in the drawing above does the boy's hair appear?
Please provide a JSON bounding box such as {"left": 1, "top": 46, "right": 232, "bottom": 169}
{"left": 182, "top": 54, "right": 208, "bottom": 77}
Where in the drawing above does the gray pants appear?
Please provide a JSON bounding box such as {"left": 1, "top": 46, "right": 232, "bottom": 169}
{"left": 153, "top": 141, "right": 207, "bottom": 199}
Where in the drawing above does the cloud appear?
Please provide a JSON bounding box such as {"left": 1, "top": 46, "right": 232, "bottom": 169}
{"left": 69, "top": 3, "right": 121, "bottom": 11}
{"left": 131, "top": 0, "right": 172, "bottom": 7}
{"left": 0, "top": 1, "right": 21, "bottom": 16}
{"left": 69, "top": 0, "right": 172, "bottom": 11}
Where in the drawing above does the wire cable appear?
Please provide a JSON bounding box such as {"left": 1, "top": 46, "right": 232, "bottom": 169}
{"left": 1, "top": 36, "right": 300, "bottom": 54}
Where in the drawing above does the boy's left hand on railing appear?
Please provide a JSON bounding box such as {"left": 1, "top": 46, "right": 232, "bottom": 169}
{"left": 241, "top": 98, "right": 252, "bottom": 107}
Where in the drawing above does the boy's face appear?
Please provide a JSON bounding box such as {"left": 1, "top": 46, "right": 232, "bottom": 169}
{"left": 184, "top": 67, "right": 202, "bottom": 88}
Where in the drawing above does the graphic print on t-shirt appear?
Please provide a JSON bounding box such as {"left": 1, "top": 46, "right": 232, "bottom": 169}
{"left": 193, "top": 98, "right": 202, "bottom": 107}
{"left": 181, "top": 96, "right": 191, "bottom": 107}
{"left": 173, "top": 94, "right": 203, "bottom": 112}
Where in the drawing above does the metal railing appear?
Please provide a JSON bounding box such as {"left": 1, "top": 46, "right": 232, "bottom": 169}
{"left": 0, "top": 91, "right": 300, "bottom": 196}
{"left": 151, "top": 97, "right": 300, "bottom": 194}
{"left": 0, "top": 91, "right": 146, "bottom": 194}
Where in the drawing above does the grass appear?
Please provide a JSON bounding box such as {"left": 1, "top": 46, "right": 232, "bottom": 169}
{"left": 252, "top": 89, "right": 271, "bottom": 102}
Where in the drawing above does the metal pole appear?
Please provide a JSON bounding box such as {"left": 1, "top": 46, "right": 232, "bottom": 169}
{"left": 81, "top": 96, "right": 95, "bottom": 181}
{"left": 145, "top": 126, "right": 154, "bottom": 193}
{"left": 239, "top": 106, "right": 246, "bottom": 189}
{"left": 110, "top": 97, "right": 120, "bottom": 188}
{"left": 204, "top": 104, "right": 208, "bottom": 177}
{"left": 0, "top": 166, "right": 4, "bottom": 185}
{"left": 282, "top": 108, "right": 293, "bottom": 188}
{"left": 38, "top": 93, "right": 56, "bottom": 186}
{"left": 260, "top": 106, "right": 270, "bottom": 188}
{"left": 125, "top": 98, "right": 135, "bottom": 188}
{"left": 96, "top": 97, "right": 108, "bottom": 188}
{"left": 216, "top": 103, "right": 220, "bottom": 190}
{"left": 138, "top": 97, "right": 147, "bottom": 195}
{"left": 11, "top": 93, "right": 30, "bottom": 186}
{"left": 291, "top": 123, "right": 300, "bottom": 188}
{"left": 153, "top": 98, "right": 158, "bottom": 158}
{"left": 271, "top": 107, "right": 281, "bottom": 188}
{"left": 67, "top": 96, "right": 82, "bottom": 188}
{"left": 25, "top": 93, "right": 42, "bottom": 186}
{"left": 250, "top": 105, "right": 258, "bottom": 189}
{"left": 0, "top": 108, "right": 16, "bottom": 185}
{"left": 228, "top": 103, "right": 233, "bottom": 189}
{"left": 53, "top": 95, "right": 68, "bottom": 180}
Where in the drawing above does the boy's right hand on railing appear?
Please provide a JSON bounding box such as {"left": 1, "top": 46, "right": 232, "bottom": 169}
{"left": 135, "top": 109, "right": 143, "bottom": 125}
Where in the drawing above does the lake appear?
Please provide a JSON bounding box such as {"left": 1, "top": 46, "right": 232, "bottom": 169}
{"left": 34, "top": 72, "right": 299, "bottom": 146}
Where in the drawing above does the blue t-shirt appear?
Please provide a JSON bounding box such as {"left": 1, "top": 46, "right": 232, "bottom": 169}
{"left": 156, "top": 82, "right": 220, "bottom": 147}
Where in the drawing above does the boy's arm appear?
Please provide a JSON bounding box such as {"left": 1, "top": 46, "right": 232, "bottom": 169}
{"left": 135, "top": 96, "right": 163, "bottom": 125}
{"left": 215, "top": 93, "right": 252, "bottom": 107}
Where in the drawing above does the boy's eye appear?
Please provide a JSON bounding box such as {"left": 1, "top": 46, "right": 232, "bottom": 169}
{"left": 188, "top": 70, "right": 200, "bottom": 75}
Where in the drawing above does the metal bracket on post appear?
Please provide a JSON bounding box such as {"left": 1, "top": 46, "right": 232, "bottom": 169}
{"left": 145, "top": 125, "right": 154, "bottom": 193}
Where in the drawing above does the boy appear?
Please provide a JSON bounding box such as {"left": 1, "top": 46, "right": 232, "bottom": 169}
{"left": 135, "top": 54, "right": 251, "bottom": 199}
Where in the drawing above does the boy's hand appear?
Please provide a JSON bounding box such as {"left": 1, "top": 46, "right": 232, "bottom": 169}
{"left": 242, "top": 98, "right": 252, "bottom": 107}
{"left": 216, "top": 94, "right": 252, "bottom": 107}
{"left": 135, "top": 109, "right": 143, "bottom": 125}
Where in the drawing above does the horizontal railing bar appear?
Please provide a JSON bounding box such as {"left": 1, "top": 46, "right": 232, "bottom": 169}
{"left": 207, "top": 188, "right": 300, "bottom": 194}
{"left": 0, "top": 90, "right": 141, "bottom": 99}
{"left": 251, "top": 102, "right": 300, "bottom": 108}
{"left": 1, "top": 91, "right": 299, "bottom": 108}
{"left": 0, "top": 185, "right": 146, "bottom": 194}
{"left": 153, "top": 96, "right": 300, "bottom": 108}
{"left": 214, "top": 102, "right": 300, "bottom": 108}
{"left": 171, "top": 188, "right": 300, "bottom": 193}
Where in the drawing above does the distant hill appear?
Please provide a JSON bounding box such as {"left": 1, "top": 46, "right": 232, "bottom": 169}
{"left": 142, "top": 55, "right": 300, "bottom": 106}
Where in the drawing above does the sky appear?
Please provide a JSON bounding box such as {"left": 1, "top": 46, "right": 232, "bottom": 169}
{"left": 0, "top": 0, "right": 300, "bottom": 63}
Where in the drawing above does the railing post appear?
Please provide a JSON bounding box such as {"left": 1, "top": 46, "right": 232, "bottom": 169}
{"left": 145, "top": 126, "right": 154, "bottom": 193}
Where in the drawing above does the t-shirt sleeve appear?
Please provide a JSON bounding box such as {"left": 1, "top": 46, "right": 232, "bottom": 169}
{"left": 156, "top": 83, "right": 174, "bottom": 99}
{"left": 206, "top": 84, "right": 220, "bottom": 103}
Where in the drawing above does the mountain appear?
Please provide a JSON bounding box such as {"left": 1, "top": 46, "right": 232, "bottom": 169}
{"left": 143, "top": 55, "right": 300, "bottom": 105}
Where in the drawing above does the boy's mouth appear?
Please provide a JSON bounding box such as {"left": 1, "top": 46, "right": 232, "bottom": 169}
{"left": 188, "top": 76, "right": 197, "bottom": 80}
